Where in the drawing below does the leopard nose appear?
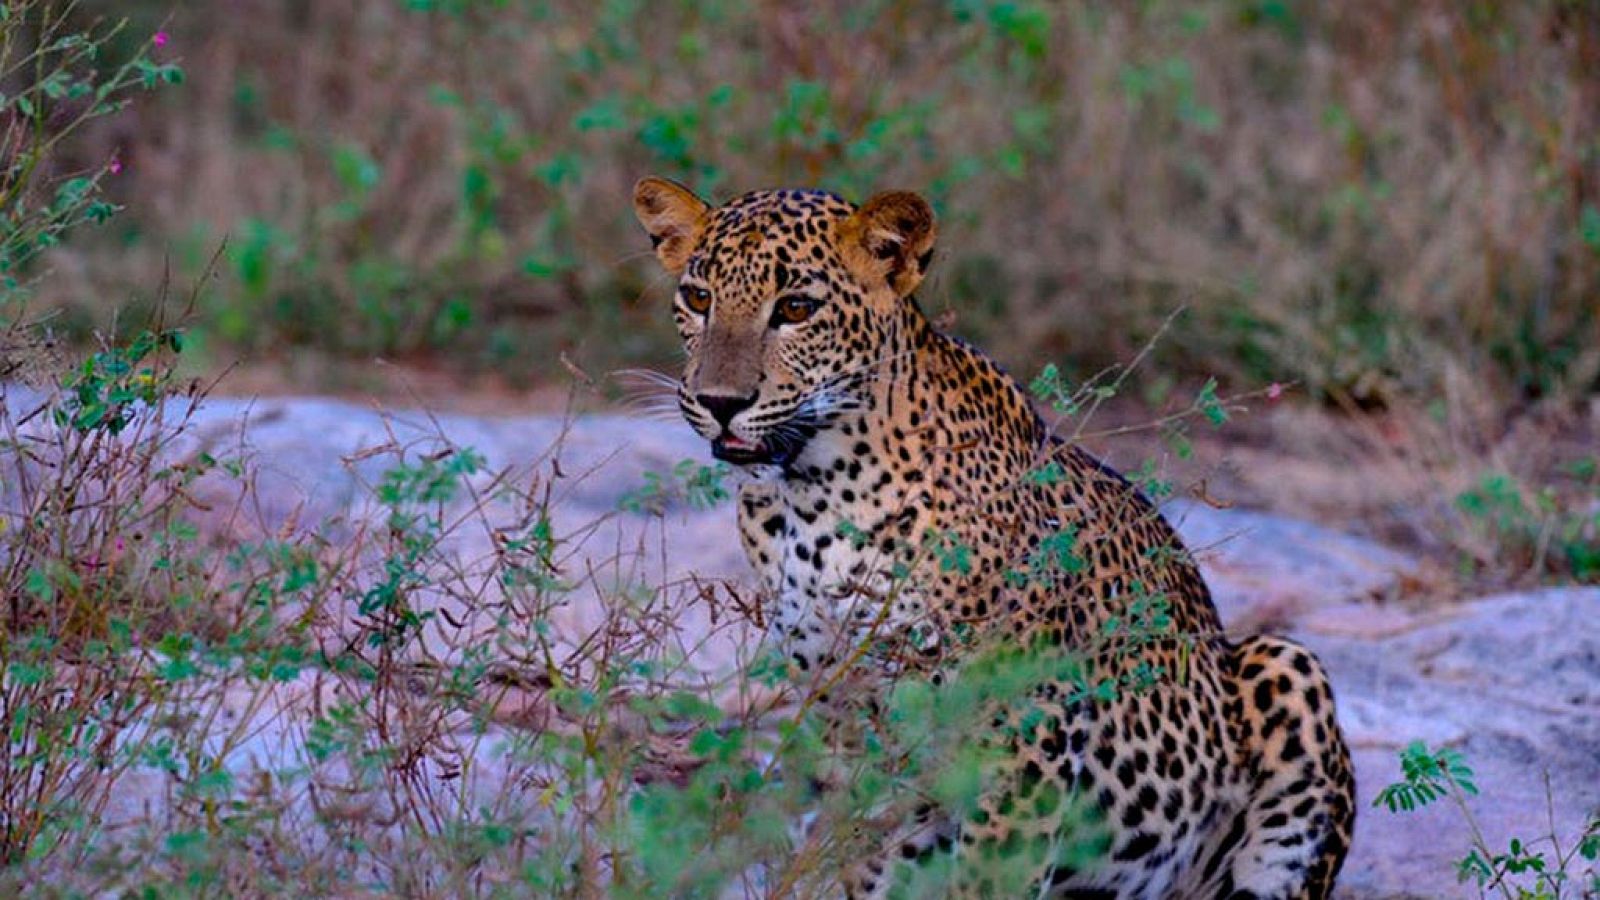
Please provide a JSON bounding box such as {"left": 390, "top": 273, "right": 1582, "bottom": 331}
{"left": 696, "top": 392, "right": 756, "bottom": 430}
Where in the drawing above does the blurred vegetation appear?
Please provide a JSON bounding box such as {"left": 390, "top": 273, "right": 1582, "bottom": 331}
{"left": 14, "top": 0, "right": 1600, "bottom": 413}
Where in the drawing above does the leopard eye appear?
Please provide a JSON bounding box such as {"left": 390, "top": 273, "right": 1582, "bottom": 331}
{"left": 771, "top": 295, "right": 820, "bottom": 327}
{"left": 682, "top": 286, "right": 712, "bottom": 315}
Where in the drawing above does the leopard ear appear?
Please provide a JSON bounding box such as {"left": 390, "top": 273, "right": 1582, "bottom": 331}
{"left": 633, "top": 177, "right": 710, "bottom": 274}
{"left": 839, "top": 191, "right": 937, "bottom": 297}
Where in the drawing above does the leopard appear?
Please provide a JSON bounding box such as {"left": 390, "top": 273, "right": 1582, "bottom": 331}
{"left": 631, "top": 176, "right": 1355, "bottom": 899}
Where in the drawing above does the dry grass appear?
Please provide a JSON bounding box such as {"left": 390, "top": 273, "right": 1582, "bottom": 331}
{"left": 0, "top": 327, "right": 761, "bottom": 893}
{"left": 35, "top": 0, "right": 1600, "bottom": 415}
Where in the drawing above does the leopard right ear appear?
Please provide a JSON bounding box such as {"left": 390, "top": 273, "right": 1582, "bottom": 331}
{"left": 632, "top": 177, "right": 710, "bottom": 275}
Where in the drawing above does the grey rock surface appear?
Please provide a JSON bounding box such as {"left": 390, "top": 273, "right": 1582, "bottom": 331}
{"left": 1313, "top": 588, "right": 1600, "bottom": 898}
{"left": 10, "top": 389, "right": 1596, "bottom": 897}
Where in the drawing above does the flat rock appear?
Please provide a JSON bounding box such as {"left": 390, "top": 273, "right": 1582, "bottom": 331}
{"left": 1307, "top": 588, "right": 1600, "bottom": 898}
{"left": 1163, "top": 499, "right": 1424, "bottom": 630}
{"left": 121, "top": 393, "right": 1429, "bottom": 609}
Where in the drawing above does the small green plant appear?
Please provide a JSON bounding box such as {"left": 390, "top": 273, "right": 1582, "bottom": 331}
{"left": 1454, "top": 463, "right": 1600, "bottom": 585}
{"left": 55, "top": 326, "right": 183, "bottom": 433}
{"left": 360, "top": 447, "right": 486, "bottom": 645}
{"left": 0, "top": 310, "right": 217, "bottom": 869}
{"left": 1374, "top": 741, "right": 1479, "bottom": 813}
{"left": 618, "top": 458, "right": 730, "bottom": 514}
{"left": 1376, "top": 741, "right": 1600, "bottom": 898}
{"left": 0, "top": 2, "right": 180, "bottom": 317}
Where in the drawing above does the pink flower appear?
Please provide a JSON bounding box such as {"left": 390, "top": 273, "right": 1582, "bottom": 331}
{"left": 1266, "top": 382, "right": 1284, "bottom": 402}
{"left": 153, "top": 31, "right": 169, "bottom": 48}
{"left": 108, "top": 156, "right": 123, "bottom": 175}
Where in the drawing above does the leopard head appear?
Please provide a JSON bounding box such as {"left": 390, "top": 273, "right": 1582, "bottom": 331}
{"left": 632, "top": 177, "right": 936, "bottom": 468}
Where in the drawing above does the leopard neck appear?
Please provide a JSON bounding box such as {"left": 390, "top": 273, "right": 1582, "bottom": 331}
{"left": 857, "top": 300, "right": 1048, "bottom": 487}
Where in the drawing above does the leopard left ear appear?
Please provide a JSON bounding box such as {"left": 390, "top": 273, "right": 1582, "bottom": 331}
{"left": 839, "top": 190, "right": 937, "bottom": 298}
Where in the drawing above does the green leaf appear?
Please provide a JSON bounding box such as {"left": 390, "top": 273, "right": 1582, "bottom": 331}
{"left": 24, "top": 567, "right": 53, "bottom": 601}
{"left": 332, "top": 142, "right": 382, "bottom": 196}
{"left": 573, "top": 96, "right": 627, "bottom": 132}
{"left": 1579, "top": 204, "right": 1600, "bottom": 255}
{"left": 1196, "top": 378, "right": 1228, "bottom": 426}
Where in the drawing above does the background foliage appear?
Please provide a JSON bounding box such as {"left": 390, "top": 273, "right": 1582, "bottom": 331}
{"left": 25, "top": 0, "right": 1600, "bottom": 414}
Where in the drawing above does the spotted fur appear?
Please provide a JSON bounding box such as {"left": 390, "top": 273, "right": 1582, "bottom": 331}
{"left": 632, "top": 178, "right": 1355, "bottom": 899}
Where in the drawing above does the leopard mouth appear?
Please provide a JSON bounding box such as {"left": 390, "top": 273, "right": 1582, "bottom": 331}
{"left": 710, "top": 423, "right": 814, "bottom": 469}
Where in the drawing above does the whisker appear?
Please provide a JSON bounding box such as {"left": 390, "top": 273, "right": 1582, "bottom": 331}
{"left": 620, "top": 395, "right": 685, "bottom": 412}
{"left": 620, "top": 405, "right": 685, "bottom": 422}
{"left": 611, "top": 368, "right": 685, "bottom": 404}
{"left": 613, "top": 367, "right": 682, "bottom": 388}
{"left": 634, "top": 409, "right": 688, "bottom": 423}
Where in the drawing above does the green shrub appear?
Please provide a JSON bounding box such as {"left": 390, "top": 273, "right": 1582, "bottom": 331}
{"left": 1377, "top": 741, "right": 1600, "bottom": 898}
{"left": 1453, "top": 462, "right": 1600, "bottom": 584}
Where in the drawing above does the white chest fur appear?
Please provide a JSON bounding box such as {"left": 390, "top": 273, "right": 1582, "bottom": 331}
{"left": 737, "top": 475, "right": 936, "bottom": 672}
